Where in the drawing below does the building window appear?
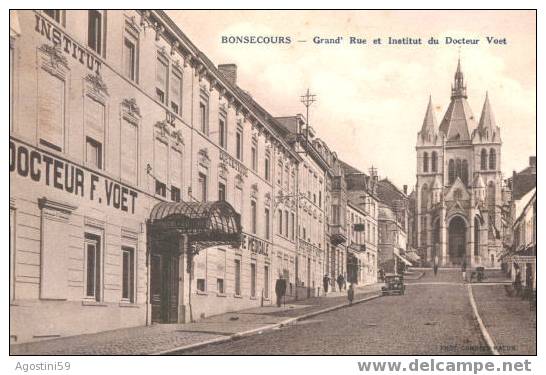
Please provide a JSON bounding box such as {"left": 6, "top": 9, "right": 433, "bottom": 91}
{"left": 489, "top": 148, "right": 496, "bottom": 170}
{"left": 156, "top": 57, "right": 168, "bottom": 104}
{"left": 123, "top": 27, "right": 138, "bottom": 82}
{"left": 217, "top": 278, "right": 224, "bottom": 294}
{"left": 462, "top": 159, "right": 469, "bottom": 185}
{"left": 421, "top": 184, "right": 428, "bottom": 211}
{"left": 154, "top": 138, "right": 168, "bottom": 196}
{"left": 121, "top": 118, "right": 138, "bottom": 184}
{"left": 423, "top": 152, "right": 429, "bottom": 172}
{"left": 319, "top": 191, "right": 322, "bottom": 208}
{"left": 250, "top": 263, "right": 257, "bottom": 298}
{"left": 196, "top": 278, "right": 206, "bottom": 292}
{"left": 432, "top": 151, "right": 438, "bottom": 172}
{"left": 277, "top": 161, "right": 283, "bottom": 186}
{"left": 86, "top": 137, "right": 102, "bottom": 170}
{"left": 84, "top": 233, "right": 101, "bottom": 301}
{"left": 38, "top": 68, "right": 65, "bottom": 152}
{"left": 199, "top": 94, "right": 209, "bottom": 135}
{"left": 236, "top": 127, "right": 243, "bottom": 160}
{"left": 43, "top": 10, "right": 65, "bottom": 25}
{"left": 264, "top": 154, "right": 271, "bottom": 181}
{"left": 218, "top": 115, "right": 227, "bottom": 149}
{"left": 198, "top": 172, "right": 207, "bottom": 202}
{"left": 264, "top": 265, "right": 270, "bottom": 299}
{"left": 234, "top": 259, "right": 241, "bottom": 296}
{"left": 454, "top": 188, "right": 463, "bottom": 201}
{"left": 170, "top": 70, "right": 182, "bottom": 114}
{"left": 284, "top": 210, "right": 289, "bottom": 237}
{"left": 170, "top": 147, "right": 183, "bottom": 201}
{"left": 251, "top": 200, "right": 257, "bottom": 234}
{"left": 481, "top": 149, "right": 488, "bottom": 170}
{"left": 87, "top": 10, "right": 103, "bottom": 56}
{"left": 251, "top": 143, "right": 258, "bottom": 171}
{"left": 290, "top": 212, "right": 295, "bottom": 240}
{"left": 218, "top": 182, "right": 226, "bottom": 201}
{"left": 234, "top": 186, "right": 243, "bottom": 214}
{"left": 448, "top": 159, "right": 455, "bottom": 184}
{"left": 84, "top": 96, "right": 105, "bottom": 169}
{"left": 265, "top": 208, "right": 270, "bottom": 240}
{"left": 171, "top": 186, "right": 181, "bottom": 202}
{"left": 121, "top": 246, "right": 135, "bottom": 302}
{"left": 10, "top": 208, "right": 15, "bottom": 301}
{"left": 277, "top": 209, "right": 283, "bottom": 235}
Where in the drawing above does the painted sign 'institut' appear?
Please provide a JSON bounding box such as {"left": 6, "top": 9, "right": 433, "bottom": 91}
{"left": 10, "top": 10, "right": 374, "bottom": 343}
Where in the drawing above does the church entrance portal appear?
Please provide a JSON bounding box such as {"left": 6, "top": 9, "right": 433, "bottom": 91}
{"left": 448, "top": 216, "right": 466, "bottom": 265}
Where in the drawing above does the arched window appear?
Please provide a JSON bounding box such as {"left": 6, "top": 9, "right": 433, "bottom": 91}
{"left": 481, "top": 149, "right": 487, "bottom": 170}
{"left": 462, "top": 160, "right": 469, "bottom": 185}
{"left": 487, "top": 181, "right": 496, "bottom": 239}
{"left": 489, "top": 148, "right": 496, "bottom": 170}
{"left": 455, "top": 159, "right": 462, "bottom": 181}
{"left": 431, "top": 151, "right": 438, "bottom": 172}
{"left": 423, "top": 152, "right": 429, "bottom": 172}
{"left": 474, "top": 217, "right": 480, "bottom": 256}
{"left": 448, "top": 159, "right": 455, "bottom": 184}
{"left": 421, "top": 184, "right": 428, "bottom": 211}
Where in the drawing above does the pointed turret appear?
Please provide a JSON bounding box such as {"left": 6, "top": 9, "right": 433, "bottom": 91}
{"left": 438, "top": 59, "right": 475, "bottom": 142}
{"left": 421, "top": 95, "right": 438, "bottom": 133}
{"left": 419, "top": 95, "right": 438, "bottom": 142}
{"left": 477, "top": 92, "right": 496, "bottom": 132}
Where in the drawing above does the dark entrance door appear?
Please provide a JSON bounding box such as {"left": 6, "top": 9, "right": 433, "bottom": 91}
{"left": 448, "top": 216, "right": 466, "bottom": 265}
{"left": 150, "top": 252, "right": 179, "bottom": 324}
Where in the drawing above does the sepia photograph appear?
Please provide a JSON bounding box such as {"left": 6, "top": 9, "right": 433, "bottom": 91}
{"left": 8, "top": 8, "right": 537, "bottom": 363}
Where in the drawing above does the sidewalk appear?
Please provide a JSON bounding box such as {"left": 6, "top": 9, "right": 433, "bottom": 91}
{"left": 10, "top": 283, "right": 382, "bottom": 355}
{"left": 471, "top": 284, "right": 536, "bottom": 355}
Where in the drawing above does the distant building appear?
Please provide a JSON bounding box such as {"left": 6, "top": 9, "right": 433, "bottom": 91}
{"left": 415, "top": 59, "right": 505, "bottom": 268}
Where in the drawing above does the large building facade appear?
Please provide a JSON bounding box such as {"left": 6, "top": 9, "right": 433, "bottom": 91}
{"left": 9, "top": 10, "right": 301, "bottom": 342}
{"left": 415, "top": 60, "right": 504, "bottom": 267}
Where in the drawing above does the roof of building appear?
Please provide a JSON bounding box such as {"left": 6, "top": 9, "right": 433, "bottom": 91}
{"left": 376, "top": 178, "right": 406, "bottom": 205}
{"left": 420, "top": 95, "right": 438, "bottom": 135}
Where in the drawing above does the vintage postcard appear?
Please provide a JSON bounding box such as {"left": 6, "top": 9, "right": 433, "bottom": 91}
{"left": 8, "top": 8, "right": 536, "bottom": 365}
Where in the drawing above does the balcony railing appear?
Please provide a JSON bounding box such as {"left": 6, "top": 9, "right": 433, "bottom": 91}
{"left": 330, "top": 224, "right": 347, "bottom": 246}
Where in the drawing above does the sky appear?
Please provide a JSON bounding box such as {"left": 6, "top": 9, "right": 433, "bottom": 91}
{"left": 168, "top": 10, "right": 536, "bottom": 190}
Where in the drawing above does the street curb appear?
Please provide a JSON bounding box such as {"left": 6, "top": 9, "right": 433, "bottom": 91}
{"left": 153, "top": 293, "right": 381, "bottom": 355}
{"left": 467, "top": 284, "right": 499, "bottom": 355}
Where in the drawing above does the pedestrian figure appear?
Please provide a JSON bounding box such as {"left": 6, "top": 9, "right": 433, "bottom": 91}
{"left": 514, "top": 265, "right": 522, "bottom": 297}
{"left": 462, "top": 259, "right": 467, "bottom": 282}
{"left": 347, "top": 283, "right": 355, "bottom": 305}
{"left": 337, "top": 274, "right": 345, "bottom": 291}
{"left": 275, "top": 275, "right": 286, "bottom": 307}
{"left": 379, "top": 267, "right": 385, "bottom": 282}
{"left": 433, "top": 254, "right": 439, "bottom": 276}
{"left": 323, "top": 274, "right": 331, "bottom": 295}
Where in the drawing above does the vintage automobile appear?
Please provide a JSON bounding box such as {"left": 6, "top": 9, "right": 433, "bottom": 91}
{"left": 381, "top": 274, "right": 405, "bottom": 296}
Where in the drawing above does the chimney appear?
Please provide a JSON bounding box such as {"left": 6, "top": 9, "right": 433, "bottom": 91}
{"left": 403, "top": 185, "right": 408, "bottom": 195}
{"left": 218, "top": 64, "right": 237, "bottom": 85}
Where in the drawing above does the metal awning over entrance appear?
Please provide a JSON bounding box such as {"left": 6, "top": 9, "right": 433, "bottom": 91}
{"left": 394, "top": 252, "right": 412, "bottom": 266}
{"left": 148, "top": 200, "right": 242, "bottom": 247}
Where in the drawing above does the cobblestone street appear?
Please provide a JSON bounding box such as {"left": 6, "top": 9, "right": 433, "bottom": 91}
{"left": 177, "top": 269, "right": 525, "bottom": 355}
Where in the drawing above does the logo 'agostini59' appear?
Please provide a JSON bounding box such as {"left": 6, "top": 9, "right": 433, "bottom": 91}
{"left": 221, "top": 35, "right": 292, "bottom": 44}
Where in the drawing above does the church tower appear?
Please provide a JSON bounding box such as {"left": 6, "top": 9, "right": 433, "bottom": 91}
{"left": 415, "top": 59, "right": 503, "bottom": 268}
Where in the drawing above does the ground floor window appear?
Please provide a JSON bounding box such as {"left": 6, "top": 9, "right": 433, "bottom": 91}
{"left": 264, "top": 265, "right": 270, "bottom": 299}
{"left": 217, "top": 278, "right": 224, "bottom": 294}
{"left": 121, "top": 246, "right": 135, "bottom": 302}
{"left": 10, "top": 208, "right": 15, "bottom": 301}
{"left": 84, "top": 233, "right": 102, "bottom": 301}
{"left": 250, "top": 263, "right": 257, "bottom": 297}
{"left": 234, "top": 259, "right": 241, "bottom": 296}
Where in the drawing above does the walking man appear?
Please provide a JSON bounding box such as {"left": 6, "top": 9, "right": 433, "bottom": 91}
{"left": 462, "top": 258, "right": 467, "bottom": 282}
{"left": 323, "top": 273, "right": 331, "bottom": 295}
{"left": 337, "top": 274, "right": 345, "bottom": 291}
{"left": 433, "top": 254, "right": 439, "bottom": 276}
{"left": 275, "top": 275, "right": 286, "bottom": 307}
{"left": 347, "top": 283, "right": 355, "bottom": 305}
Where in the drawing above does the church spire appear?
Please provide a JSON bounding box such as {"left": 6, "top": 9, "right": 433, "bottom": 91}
{"left": 477, "top": 91, "right": 497, "bottom": 137}
{"left": 451, "top": 57, "right": 467, "bottom": 99}
{"left": 421, "top": 95, "right": 438, "bottom": 134}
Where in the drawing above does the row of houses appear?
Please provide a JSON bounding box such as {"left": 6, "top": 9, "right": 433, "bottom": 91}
{"left": 500, "top": 156, "right": 536, "bottom": 290}
{"left": 10, "top": 10, "right": 409, "bottom": 343}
